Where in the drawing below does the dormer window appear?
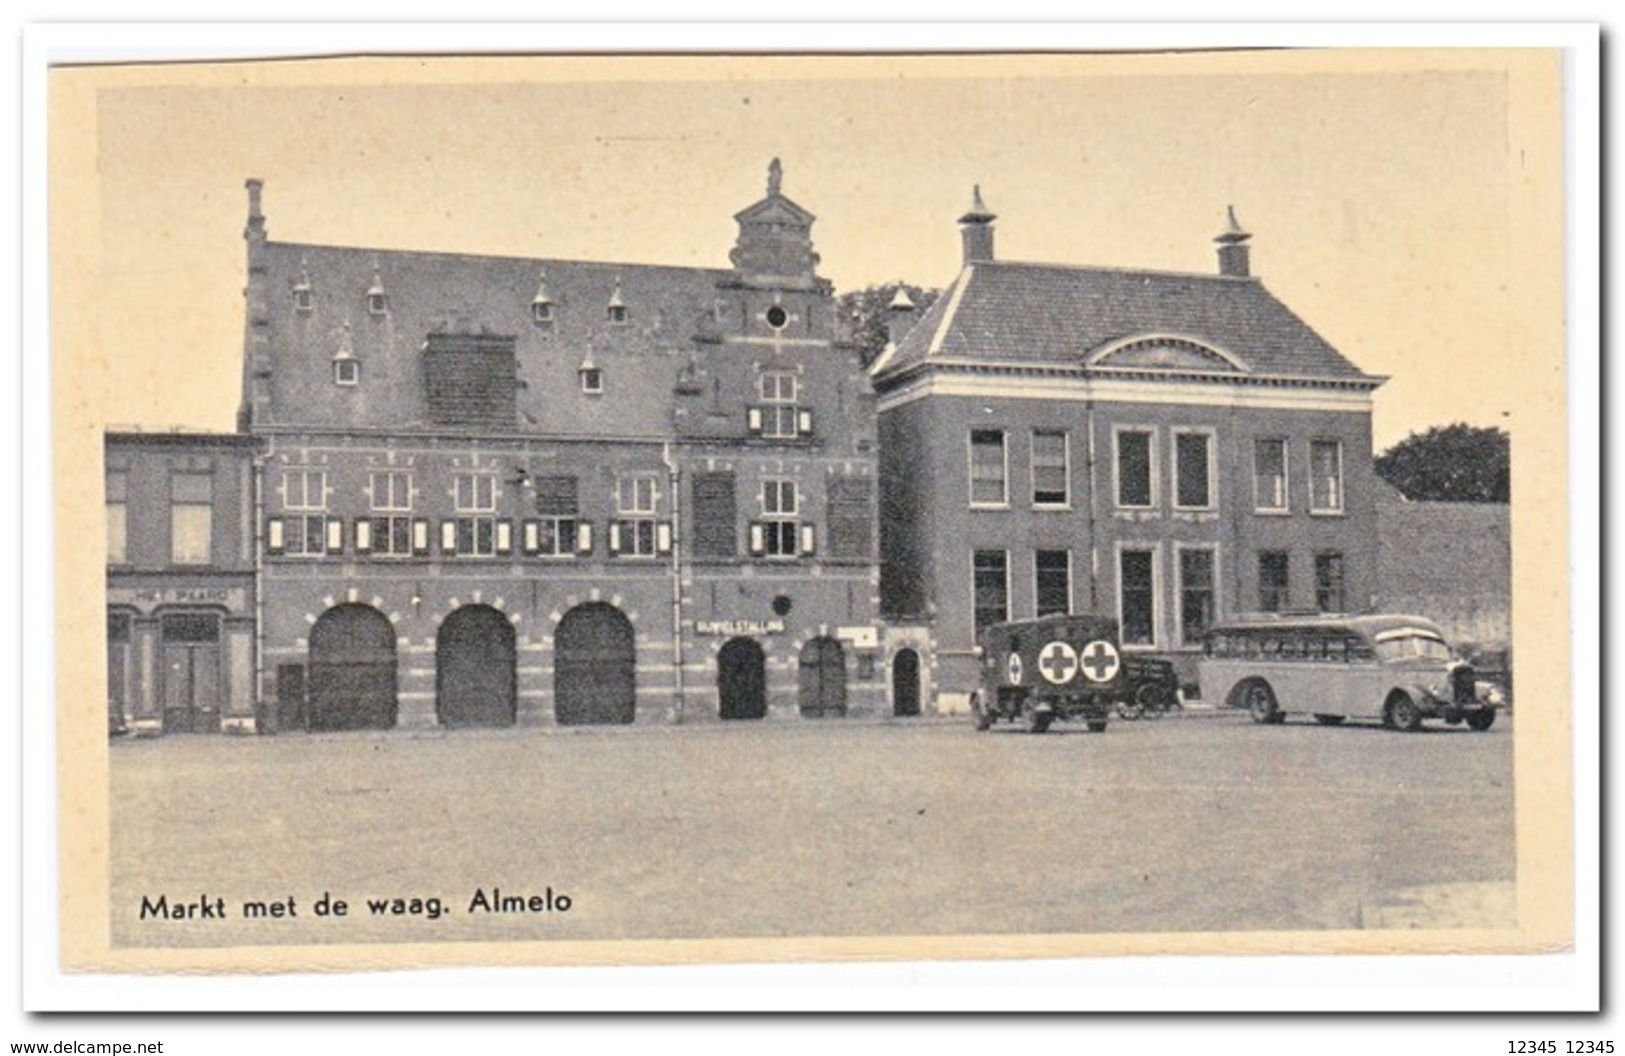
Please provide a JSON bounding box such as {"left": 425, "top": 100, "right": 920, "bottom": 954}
{"left": 607, "top": 279, "right": 628, "bottom": 325}
{"left": 580, "top": 367, "right": 604, "bottom": 394}
{"left": 334, "top": 359, "right": 360, "bottom": 386}
{"left": 531, "top": 270, "right": 553, "bottom": 326}
{"left": 366, "top": 268, "right": 387, "bottom": 316}
{"left": 293, "top": 258, "right": 314, "bottom": 313}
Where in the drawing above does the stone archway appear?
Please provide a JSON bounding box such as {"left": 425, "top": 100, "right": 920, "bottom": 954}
{"left": 308, "top": 604, "right": 398, "bottom": 731}
{"left": 554, "top": 602, "right": 636, "bottom": 725}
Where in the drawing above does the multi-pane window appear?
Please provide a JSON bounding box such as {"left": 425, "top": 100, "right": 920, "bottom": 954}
{"left": 1310, "top": 440, "right": 1344, "bottom": 513}
{"left": 1179, "top": 548, "right": 1216, "bottom": 647}
{"left": 1034, "top": 549, "right": 1071, "bottom": 617}
{"left": 1119, "top": 548, "right": 1157, "bottom": 646}
{"left": 1116, "top": 429, "right": 1154, "bottom": 508}
{"left": 453, "top": 472, "right": 497, "bottom": 557}
{"left": 972, "top": 550, "right": 1009, "bottom": 636}
{"left": 171, "top": 471, "right": 214, "bottom": 565}
{"left": 367, "top": 470, "right": 413, "bottom": 557}
{"left": 528, "top": 475, "right": 580, "bottom": 557}
{"left": 1174, "top": 430, "right": 1214, "bottom": 509}
{"left": 1315, "top": 552, "right": 1346, "bottom": 613}
{"left": 1258, "top": 550, "right": 1291, "bottom": 613}
{"left": 760, "top": 479, "right": 799, "bottom": 557}
{"left": 613, "top": 474, "right": 659, "bottom": 557}
{"left": 281, "top": 469, "right": 328, "bottom": 556}
{"left": 1031, "top": 430, "right": 1069, "bottom": 507}
{"left": 106, "top": 470, "right": 128, "bottom": 565}
{"left": 757, "top": 372, "right": 800, "bottom": 439}
{"left": 969, "top": 429, "right": 1008, "bottom": 507}
{"left": 1254, "top": 438, "right": 1288, "bottom": 511}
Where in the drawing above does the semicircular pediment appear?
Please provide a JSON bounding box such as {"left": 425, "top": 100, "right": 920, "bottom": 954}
{"left": 1085, "top": 334, "right": 1250, "bottom": 373}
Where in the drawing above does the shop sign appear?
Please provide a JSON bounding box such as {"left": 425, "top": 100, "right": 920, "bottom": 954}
{"left": 694, "top": 619, "right": 785, "bottom": 636}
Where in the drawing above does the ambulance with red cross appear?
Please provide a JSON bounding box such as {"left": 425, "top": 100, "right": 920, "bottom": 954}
{"left": 973, "top": 613, "right": 1162, "bottom": 733}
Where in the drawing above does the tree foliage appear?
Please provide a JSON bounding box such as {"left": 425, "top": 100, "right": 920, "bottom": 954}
{"left": 1375, "top": 423, "right": 1510, "bottom": 502}
{"left": 836, "top": 283, "right": 941, "bottom": 369}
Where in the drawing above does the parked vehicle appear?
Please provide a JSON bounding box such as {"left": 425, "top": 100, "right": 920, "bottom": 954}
{"left": 1115, "top": 656, "right": 1182, "bottom": 720}
{"left": 1200, "top": 614, "right": 1501, "bottom": 732}
{"left": 971, "top": 613, "right": 1140, "bottom": 733}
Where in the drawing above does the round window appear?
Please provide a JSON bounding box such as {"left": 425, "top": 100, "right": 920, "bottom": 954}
{"left": 771, "top": 595, "right": 793, "bottom": 617}
{"left": 765, "top": 306, "right": 788, "bottom": 329}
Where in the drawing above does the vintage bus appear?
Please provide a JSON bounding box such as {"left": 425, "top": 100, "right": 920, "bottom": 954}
{"left": 1200, "top": 614, "right": 1502, "bottom": 732}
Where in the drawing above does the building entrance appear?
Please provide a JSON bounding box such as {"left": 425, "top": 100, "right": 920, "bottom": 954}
{"left": 308, "top": 604, "right": 398, "bottom": 731}
{"left": 161, "top": 612, "right": 221, "bottom": 733}
{"left": 554, "top": 602, "right": 635, "bottom": 725}
{"left": 798, "top": 636, "right": 847, "bottom": 718}
{"left": 892, "top": 647, "right": 921, "bottom": 717}
{"left": 437, "top": 605, "right": 517, "bottom": 728}
{"left": 717, "top": 637, "right": 767, "bottom": 720}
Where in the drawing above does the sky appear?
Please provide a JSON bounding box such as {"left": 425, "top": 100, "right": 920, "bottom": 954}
{"left": 53, "top": 47, "right": 1562, "bottom": 453}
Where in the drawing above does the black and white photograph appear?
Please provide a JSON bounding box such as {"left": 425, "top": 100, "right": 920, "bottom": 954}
{"left": 27, "top": 26, "right": 1595, "bottom": 1025}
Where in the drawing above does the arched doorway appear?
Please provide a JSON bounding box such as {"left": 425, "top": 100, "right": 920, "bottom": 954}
{"left": 798, "top": 636, "right": 847, "bottom": 718}
{"left": 308, "top": 604, "right": 398, "bottom": 731}
{"left": 554, "top": 602, "right": 635, "bottom": 725}
{"left": 717, "top": 637, "right": 767, "bottom": 720}
{"left": 436, "top": 605, "right": 517, "bottom": 728}
{"left": 892, "top": 648, "right": 921, "bottom": 717}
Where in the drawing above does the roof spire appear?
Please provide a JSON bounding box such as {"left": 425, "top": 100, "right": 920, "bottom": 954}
{"left": 1214, "top": 205, "right": 1253, "bottom": 277}
{"left": 768, "top": 157, "right": 783, "bottom": 197}
{"left": 960, "top": 184, "right": 996, "bottom": 224}
{"left": 958, "top": 184, "right": 997, "bottom": 264}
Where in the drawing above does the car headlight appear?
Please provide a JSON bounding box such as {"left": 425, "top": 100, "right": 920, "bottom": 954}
{"left": 1475, "top": 681, "right": 1505, "bottom": 707}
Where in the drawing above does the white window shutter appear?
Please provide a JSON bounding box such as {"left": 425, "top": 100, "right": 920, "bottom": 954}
{"left": 747, "top": 407, "right": 763, "bottom": 433}
{"left": 608, "top": 521, "right": 623, "bottom": 555}
{"left": 267, "top": 517, "right": 284, "bottom": 554}
{"left": 799, "top": 523, "right": 817, "bottom": 556}
{"left": 354, "top": 519, "right": 372, "bottom": 553}
{"left": 496, "top": 520, "right": 513, "bottom": 555}
{"left": 441, "top": 520, "right": 458, "bottom": 555}
{"left": 798, "top": 408, "right": 814, "bottom": 436}
{"left": 576, "top": 522, "right": 593, "bottom": 555}
{"left": 656, "top": 521, "right": 673, "bottom": 555}
{"left": 749, "top": 522, "right": 766, "bottom": 556}
{"left": 412, "top": 519, "right": 430, "bottom": 555}
{"left": 523, "top": 521, "right": 539, "bottom": 555}
{"left": 325, "top": 518, "right": 344, "bottom": 554}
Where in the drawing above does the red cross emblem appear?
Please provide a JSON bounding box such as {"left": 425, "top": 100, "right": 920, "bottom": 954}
{"left": 1038, "top": 640, "right": 1078, "bottom": 685}
{"left": 1079, "top": 640, "right": 1121, "bottom": 683}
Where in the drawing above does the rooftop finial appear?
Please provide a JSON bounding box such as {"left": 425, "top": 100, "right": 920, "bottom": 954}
{"left": 1215, "top": 205, "right": 1251, "bottom": 244}
{"left": 959, "top": 184, "right": 997, "bottom": 224}
{"left": 768, "top": 157, "right": 783, "bottom": 197}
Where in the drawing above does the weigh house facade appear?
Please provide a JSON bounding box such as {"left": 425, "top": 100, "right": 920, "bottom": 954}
{"left": 240, "top": 163, "right": 882, "bottom": 731}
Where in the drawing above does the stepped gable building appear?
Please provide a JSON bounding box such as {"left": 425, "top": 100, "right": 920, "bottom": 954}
{"left": 872, "top": 193, "right": 1385, "bottom": 704}
{"left": 105, "top": 430, "right": 264, "bottom": 735}
{"left": 240, "top": 161, "right": 882, "bottom": 732}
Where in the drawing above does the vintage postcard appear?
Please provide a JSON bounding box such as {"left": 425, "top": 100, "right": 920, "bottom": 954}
{"left": 41, "top": 36, "right": 1582, "bottom": 998}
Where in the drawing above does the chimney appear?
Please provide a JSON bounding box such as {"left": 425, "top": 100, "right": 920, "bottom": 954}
{"left": 959, "top": 185, "right": 996, "bottom": 265}
{"left": 886, "top": 287, "right": 917, "bottom": 346}
{"left": 245, "top": 178, "right": 266, "bottom": 243}
{"left": 1214, "top": 205, "right": 1251, "bottom": 277}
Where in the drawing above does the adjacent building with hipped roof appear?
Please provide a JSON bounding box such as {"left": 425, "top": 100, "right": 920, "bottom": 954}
{"left": 872, "top": 191, "right": 1386, "bottom": 702}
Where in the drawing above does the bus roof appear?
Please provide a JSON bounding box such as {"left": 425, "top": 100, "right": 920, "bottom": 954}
{"left": 1206, "top": 613, "right": 1448, "bottom": 641}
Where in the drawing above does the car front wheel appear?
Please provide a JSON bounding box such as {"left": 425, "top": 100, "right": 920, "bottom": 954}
{"left": 1466, "top": 709, "right": 1497, "bottom": 732}
{"left": 1386, "top": 693, "right": 1423, "bottom": 732}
